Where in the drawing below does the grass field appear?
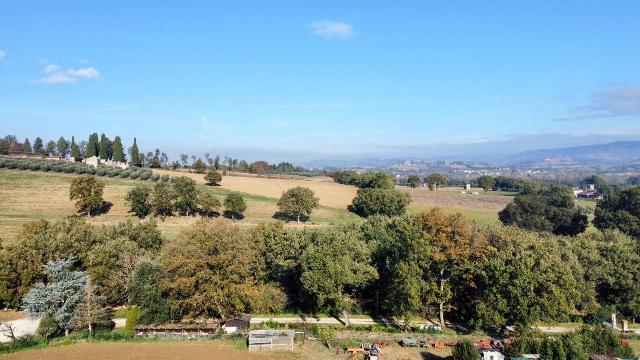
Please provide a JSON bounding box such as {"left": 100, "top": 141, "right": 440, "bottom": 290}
{"left": 0, "top": 169, "right": 357, "bottom": 244}
{"left": 404, "top": 186, "right": 514, "bottom": 224}
{"left": 152, "top": 169, "right": 358, "bottom": 209}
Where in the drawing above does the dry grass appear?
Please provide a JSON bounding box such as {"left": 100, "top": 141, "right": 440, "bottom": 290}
{"left": 0, "top": 310, "right": 23, "bottom": 322}
{"left": 0, "top": 342, "right": 297, "bottom": 360}
{"left": 153, "top": 169, "right": 357, "bottom": 209}
{"left": 0, "top": 170, "right": 354, "bottom": 244}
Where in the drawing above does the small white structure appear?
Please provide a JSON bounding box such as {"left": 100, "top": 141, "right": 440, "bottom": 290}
{"left": 84, "top": 156, "right": 129, "bottom": 169}
{"left": 248, "top": 330, "right": 295, "bottom": 351}
{"left": 464, "top": 184, "right": 472, "bottom": 190}
{"left": 480, "top": 349, "right": 505, "bottom": 360}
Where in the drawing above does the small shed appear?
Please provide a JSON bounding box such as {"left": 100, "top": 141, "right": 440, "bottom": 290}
{"left": 223, "top": 314, "right": 252, "bottom": 334}
{"left": 480, "top": 349, "right": 505, "bottom": 360}
{"left": 248, "top": 330, "right": 295, "bottom": 351}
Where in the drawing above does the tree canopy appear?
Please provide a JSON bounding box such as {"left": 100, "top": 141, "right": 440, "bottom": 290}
{"left": 277, "top": 186, "right": 320, "bottom": 222}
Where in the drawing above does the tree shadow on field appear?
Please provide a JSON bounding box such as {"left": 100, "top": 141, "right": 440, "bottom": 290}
{"left": 223, "top": 211, "right": 245, "bottom": 220}
{"left": 421, "top": 352, "right": 449, "bottom": 360}
{"left": 88, "top": 201, "right": 113, "bottom": 217}
{"left": 272, "top": 211, "right": 309, "bottom": 223}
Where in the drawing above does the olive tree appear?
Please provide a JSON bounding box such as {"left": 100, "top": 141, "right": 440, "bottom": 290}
{"left": 69, "top": 175, "right": 109, "bottom": 216}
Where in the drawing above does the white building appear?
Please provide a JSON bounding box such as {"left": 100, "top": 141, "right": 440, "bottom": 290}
{"left": 83, "top": 156, "right": 129, "bottom": 169}
{"left": 480, "top": 349, "right": 505, "bottom": 360}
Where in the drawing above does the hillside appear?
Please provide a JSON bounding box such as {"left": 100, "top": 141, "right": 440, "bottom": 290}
{"left": 0, "top": 169, "right": 357, "bottom": 243}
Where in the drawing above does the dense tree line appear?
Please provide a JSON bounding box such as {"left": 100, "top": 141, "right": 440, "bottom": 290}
{"left": 2, "top": 206, "right": 639, "bottom": 333}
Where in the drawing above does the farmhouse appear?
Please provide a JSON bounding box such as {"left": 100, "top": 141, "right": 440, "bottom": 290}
{"left": 480, "top": 349, "right": 505, "bottom": 360}
{"left": 248, "top": 330, "right": 295, "bottom": 351}
{"left": 84, "top": 155, "right": 129, "bottom": 169}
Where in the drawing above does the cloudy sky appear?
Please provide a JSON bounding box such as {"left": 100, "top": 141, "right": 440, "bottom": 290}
{"left": 0, "top": 1, "right": 639, "bottom": 162}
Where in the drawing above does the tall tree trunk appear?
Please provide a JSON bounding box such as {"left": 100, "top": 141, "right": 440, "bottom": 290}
{"left": 343, "top": 310, "right": 350, "bottom": 327}
{"left": 439, "top": 268, "right": 445, "bottom": 328}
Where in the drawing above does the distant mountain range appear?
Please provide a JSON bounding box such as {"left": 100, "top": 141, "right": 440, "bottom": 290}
{"left": 496, "top": 141, "right": 640, "bottom": 168}
{"left": 304, "top": 141, "right": 640, "bottom": 170}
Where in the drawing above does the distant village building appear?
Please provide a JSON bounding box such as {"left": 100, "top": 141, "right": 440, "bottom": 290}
{"left": 84, "top": 155, "right": 129, "bottom": 169}
{"left": 573, "top": 184, "right": 603, "bottom": 200}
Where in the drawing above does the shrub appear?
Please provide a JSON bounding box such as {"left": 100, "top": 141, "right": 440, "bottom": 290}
{"left": 37, "top": 314, "right": 59, "bottom": 339}
{"left": 75, "top": 166, "right": 86, "bottom": 174}
{"left": 0, "top": 160, "right": 5, "bottom": 168}
{"left": 124, "top": 307, "right": 140, "bottom": 337}
{"left": 63, "top": 165, "right": 75, "bottom": 173}
{"left": 109, "top": 169, "right": 121, "bottom": 177}
{"left": 96, "top": 168, "right": 107, "bottom": 176}
{"left": 6, "top": 161, "right": 17, "bottom": 169}
{"left": 17, "top": 161, "right": 29, "bottom": 170}
{"left": 452, "top": 340, "right": 478, "bottom": 360}
{"left": 39, "top": 163, "right": 51, "bottom": 171}
{"left": 129, "top": 171, "right": 140, "bottom": 179}
{"left": 86, "top": 167, "right": 96, "bottom": 175}
{"left": 120, "top": 170, "right": 131, "bottom": 178}
{"left": 52, "top": 164, "right": 63, "bottom": 172}
{"left": 139, "top": 171, "right": 152, "bottom": 181}
{"left": 151, "top": 174, "right": 160, "bottom": 181}
{"left": 160, "top": 174, "right": 170, "bottom": 182}
{"left": 29, "top": 163, "right": 40, "bottom": 171}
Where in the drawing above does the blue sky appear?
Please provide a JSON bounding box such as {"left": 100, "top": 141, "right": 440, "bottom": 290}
{"left": 1, "top": 1, "right": 639, "bottom": 162}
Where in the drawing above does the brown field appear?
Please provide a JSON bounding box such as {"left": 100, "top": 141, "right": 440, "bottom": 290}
{"left": 0, "top": 342, "right": 296, "bottom": 360}
{"left": 0, "top": 170, "right": 355, "bottom": 244}
{"left": 152, "top": 169, "right": 357, "bottom": 209}
{"left": 0, "top": 311, "right": 22, "bottom": 322}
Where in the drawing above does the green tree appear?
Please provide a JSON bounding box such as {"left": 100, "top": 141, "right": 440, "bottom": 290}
{"left": 23, "top": 258, "right": 87, "bottom": 336}
{"left": 99, "top": 133, "right": 109, "bottom": 160}
{"left": 70, "top": 278, "right": 111, "bottom": 337}
{"left": 349, "top": 188, "right": 410, "bottom": 217}
{"left": 33, "top": 137, "right": 44, "bottom": 155}
{"left": 300, "top": 227, "right": 378, "bottom": 325}
{"left": 150, "top": 182, "right": 173, "bottom": 218}
{"left": 425, "top": 173, "right": 446, "bottom": 191}
{"left": 130, "top": 137, "right": 141, "bottom": 167}
{"left": 21, "top": 138, "right": 32, "bottom": 154}
{"left": 277, "top": 186, "right": 320, "bottom": 222}
{"left": 583, "top": 175, "right": 614, "bottom": 196}
{"left": 477, "top": 175, "right": 495, "bottom": 192}
{"left": 172, "top": 176, "right": 199, "bottom": 216}
{"left": 161, "top": 220, "right": 279, "bottom": 319}
{"left": 561, "top": 332, "right": 588, "bottom": 360}
{"left": 71, "top": 136, "right": 82, "bottom": 161}
{"left": 46, "top": 140, "right": 57, "bottom": 156}
{"left": 69, "top": 175, "right": 108, "bottom": 216}
{"left": 192, "top": 158, "right": 207, "bottom": 173}
{"left": 594, "top": 186, "right": 640, "bottom": 239}
{"left": 406, "top": 175, "right": 422, "bottom": 188}
{"left": 86, "top": 133, "right": 99, "bottom": 158}
{"left": 224, "top": 192, "right": 247, "bottom": 220}
{"left": 112, "top": 136, "right": 125, "bottom": 162}
{"left": 204, "top": 170, "right": 222, "bottom": 186}
{"left": 452, "top": 340, "right": 478, "bottom": 360}
{"left": 127, "top": 261, "right": 170, "bottom": 325}
{"left": 198, "top": 192, "right": 221, "bottom": 217}
{"left": 125, "top": 185, "right": 152, "bottom": 218}
{"left": 499, "top": 185, "right": 588, "bottom": 236}
{"left": 417, "top": 208, "right": 486, "bottom": 328}
{"left": 359, "top": 172, "right": 395, "bottom": 189}
{"left": 56, "top": 136, "right": 69, "bottom": 158}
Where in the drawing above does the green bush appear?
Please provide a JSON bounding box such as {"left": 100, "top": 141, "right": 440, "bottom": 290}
{"left": 125, "top": 307, "right": 140, "bottom": 336}
{"left": 160, "top": 174, "right": 170, "bottom": 182}
{"left": 63, "top": 165, "right": 75, "bottom": 173}
{"left": 6, "top": 161, "right": 17, "bottom": 169}
{"left": 86, "top": 167, "right": 96, "bottom": 175}
{"left": 75, "top": 166, "right": 86, "bottom": 174}
{"left": 109, "top": 169, "right": 121, "bottom": 177}
{"left": 96, "top": 167, "right": 107, "bottom": 176}
{"left": 39, "top": 163, "right": 51, "bottom": 171}
{"left": 0, "top": 160, "right": 5, "bottom": 168}
{"left": 129, "top": 171, "right": 140, "bottom": 179}
{"left": 17, "top": 162, "right": 29, "bottom": 170}
{"left": 52, "top": 164, "right": 63, "bottom": 172}
{"left": 120, "top": 170, "right": 131, "bottom": 178}
{"left": 140, "top": 171, "right": 152, "bottom": 181}
{"left": 29, "top": 163, "right": 40, "bottom": 171}
{"left": 151, "top": 174, "right": 160, "bottom": 181}
{"left": 37, "top": 314, "right": 59, "bottom": 339}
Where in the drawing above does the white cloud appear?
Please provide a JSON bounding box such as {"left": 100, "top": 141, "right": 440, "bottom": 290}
{"left": 309, "top": 21, "right": 354, "bottom": 39}
{"left": 0, "top": 49, "right": 6, "bottom": 61}
{"left": 36, "top": 63, "right": 100, "bottom": 85}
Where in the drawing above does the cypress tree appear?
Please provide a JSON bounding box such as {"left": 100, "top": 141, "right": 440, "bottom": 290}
{"left": 71, "top": 136, "right": 82, "bottom": 161}
{"left": 130, "top": 138, "right": 141, "bottom": 167}
{"left": 22, "top": 138, "right": 32, "bottom": 154}
{"left": 86, "top": 133, "right": 99, "bottom": 158}
{"left": 112, "top": 136, "right": 125, "bottom": 162}
{"left": 57, "top": 136, "right": 69, "bottom": 158}
{"left": 33, "top": 137, "right": 44, "bottom": 155}
{"left": 99, "top": 134, "right": 108, "bottom": 160}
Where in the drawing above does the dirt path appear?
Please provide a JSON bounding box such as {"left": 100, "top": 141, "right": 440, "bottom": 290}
{"left": 0, "top": 342, "right": 295, "bottom": 360}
